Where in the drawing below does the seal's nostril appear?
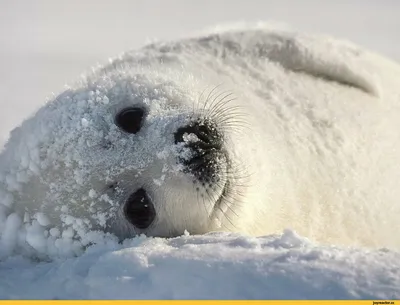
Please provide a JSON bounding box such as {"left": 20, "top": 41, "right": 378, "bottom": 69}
{"left": 115, "top": 107, "right": 145, "bottom": 134}
{"left": 174, "top": 121, "right": 219, "bottom": 146}
{"left": 124, "top": 188, "right": 155, "bottom": 229}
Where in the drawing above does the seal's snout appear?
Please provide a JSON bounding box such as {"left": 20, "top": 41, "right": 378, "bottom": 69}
{"left": 124, "top": 188, "right": 156, "bottom": 229}
{"left": 174, "top": 120, "right": 225, "bottom": 183}
{"left": 174, "top": 120, "right": 222, "bottom": 150}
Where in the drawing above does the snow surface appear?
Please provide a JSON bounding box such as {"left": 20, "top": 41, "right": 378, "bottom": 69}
{"left": 1, "top": 230, "right": 399, "bottom": 300}
{"left": 1, "top": 0, "right": 400, "bottom": 300}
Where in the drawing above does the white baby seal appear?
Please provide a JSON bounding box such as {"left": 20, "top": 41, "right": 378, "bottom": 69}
{"left": 1, "top": 26, "right": 400, "bottom": 257}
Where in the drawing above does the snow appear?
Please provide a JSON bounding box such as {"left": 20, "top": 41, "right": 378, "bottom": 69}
{"left": 1, "top": 0, "right": 400, "bottom": 300}
{"left": 0, "top": 230, "right": 399, "bottom": 300}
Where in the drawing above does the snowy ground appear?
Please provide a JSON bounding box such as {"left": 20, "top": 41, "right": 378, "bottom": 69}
{"left": 1, "top": 0, "right": 400, "bottom": 300}
{"left": 1, "top": 231, "right": 399, "bottom": 300}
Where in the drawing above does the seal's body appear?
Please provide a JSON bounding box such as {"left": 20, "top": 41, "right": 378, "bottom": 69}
{"left": 1, "top": 27, "right": 400, "bottom": 256}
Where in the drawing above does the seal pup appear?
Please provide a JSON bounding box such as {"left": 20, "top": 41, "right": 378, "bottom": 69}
{"left": 1, "top": 26, "right": 400, "bottom": 257}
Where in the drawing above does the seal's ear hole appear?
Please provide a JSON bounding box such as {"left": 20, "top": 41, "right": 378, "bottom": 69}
{"left": 115, "top": 107, "right": 145, "bottom": 134}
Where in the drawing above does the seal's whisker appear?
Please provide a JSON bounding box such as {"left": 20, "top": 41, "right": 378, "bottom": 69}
{"left": 212, "top": 103, "right": 242, "bottom": 114}
{"left": 213, "top": 106, "right": 249, "bottom": 122}
{"left": 213, "top": 106, "right": 245, "bottom": 120}
{"left": 209, "top": 95, "right": 237, "bottom": 115}
{"left": 214, "top": 114, "right": 250, "bottom": 131}
{"left": 198, "top": 186, "right": 211, "bottom": 217}
{"left": 219, "top": 194, "right": 240, "bottom": 218}
{"left": 204, "top": 90, "right": 233, "bottom": 118}
{"left": 218, "top": 118, "right": 252, "bottom": 132}
{"left": 206, "top": 189, "right": 238, "bottom": 231}
{"left": 202, "top": 84, "right": 224, "bottom": 114}
{"left": 207, "top": 94, "right": 235, "bottom": 119}
{"left": 195, "top": 85, "right": 214, "bottom": 116}
{"left": 217, "top": 115, "right": 250, "bottom": 125}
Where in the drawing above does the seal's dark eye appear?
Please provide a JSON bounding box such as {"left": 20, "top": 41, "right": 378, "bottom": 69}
{"left": 115, "top": 107, "right": 145, "bottom": 134}
{"left": 124, "top": 188, "right": 155, "bottom": 229}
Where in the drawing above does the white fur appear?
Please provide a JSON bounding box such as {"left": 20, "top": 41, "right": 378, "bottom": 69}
{"left": 1, "top": 26, "right": 400, "bottom": 257}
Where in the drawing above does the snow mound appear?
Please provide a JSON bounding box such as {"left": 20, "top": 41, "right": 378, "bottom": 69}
{"left": 0, "top": 230, "right": 399, "bottom": 300}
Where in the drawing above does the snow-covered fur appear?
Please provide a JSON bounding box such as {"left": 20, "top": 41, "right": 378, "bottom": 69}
{"left": 1, "top": 26, "right": 400, "bottom": 258}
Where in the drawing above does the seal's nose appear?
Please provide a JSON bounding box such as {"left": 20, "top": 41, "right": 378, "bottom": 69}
{"left": 174, "top": 119, "right": 224, "bottom": 183}
{"left": 174, "top": 120, "right": 222, "bottom": 150}
{"left": 124, "top": 188, "right": 155, "bottom": 229}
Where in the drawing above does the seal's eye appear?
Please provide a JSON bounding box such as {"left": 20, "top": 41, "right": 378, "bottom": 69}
{"left": 115, "top": 107, "right": 145, "bottom": 134}
{"left": 124, "top": 188, "right": 155, "bottom": 229}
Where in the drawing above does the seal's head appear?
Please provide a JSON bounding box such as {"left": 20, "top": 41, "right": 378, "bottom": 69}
{"left": 2, "top": 70, "right": 247, "bottom": 243}
{"left": 106, "top": 86, "right": 238, "bottom": 239}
